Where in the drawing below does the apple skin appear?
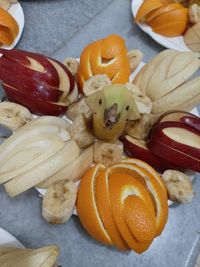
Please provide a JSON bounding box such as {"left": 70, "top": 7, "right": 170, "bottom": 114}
{"left": 123, "top": 135, "right": 181, "bottom": 172}
{"left": 4, "top": 84, "right": 68, "bottom": 116}
{"left": 149, "top": 121, "right": 200, "bottom": 159}
{"left": 148, "top": 138, "right": 200, "bottom": 173}
{"left": 0, "top": 48, "right": 78, "bottom": 115}
{"left": 158, "top": 110, "right": 198, "bottom": 124}
{"left": 181, "top": 116, "right": 200, "bottom": 132}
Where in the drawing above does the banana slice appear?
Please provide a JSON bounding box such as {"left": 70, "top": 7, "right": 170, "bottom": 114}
{"left": 189, "top": 4, "right": 200, "bottom": 24}
{"left": 66, "top": 97, "right": 92, "bottom": 121}
{"left": 127, "top": 49, "right": 143, "bottom": 72}
{"left": 83, "top": 74, "right": 111, "bottom": 96}
{"left": 0, "top": 0, "right": 11, "bottom": 10}
{"left": 63, "top": 57, "right": 79, "bottom": 76}
{"left": 42, "top": 181, "right": 77, "bottom": 224}
{"left": 0, "top": 101, "right": 32, "bottom": 131}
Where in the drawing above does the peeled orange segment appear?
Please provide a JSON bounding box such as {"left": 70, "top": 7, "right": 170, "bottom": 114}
{"left": 0, "top": 7, "right": 19, "bottom": 39}
{"left": 145, "top": 3, "right": 184, "bottom": 22}
{"left": 108, "top": 172, "right": 155, "bottom": 253}
{"left": 148, "top": 8, "right": 188, "bottom": 37}
{"left": 124, "top": 195, "right": 156, "bottom": 243}
{"left": 76, "top": 164, "right": 113, "bottom": 246}
{"left": 135, "top": 0, "right": 166, "bottom": 22}
{"left": 111, "top": 161, "right": 168, "bottom": 236}
{"left": 95, "top": 169, "right": 130, "bottom": 251}
{"left": 0, "top": 25, "right": 13, "bottom": 45}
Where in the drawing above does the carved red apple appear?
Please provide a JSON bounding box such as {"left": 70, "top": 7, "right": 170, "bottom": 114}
{"left": 158, "top": 110, "right": 198, "bottom": 124}
{"left": 123, "top": 135, "right": 181, "bottom": 172}
{"left": 148, "top": 121, "right": 200, "bottom": 172}
{"left": 0, "top": 48, "right": 78, "bottom": 116}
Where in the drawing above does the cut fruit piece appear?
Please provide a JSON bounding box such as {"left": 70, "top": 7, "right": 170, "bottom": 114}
{"left": 76, "top": 164, "right": 112, "bottom": 246}
{"left": 123, "top": 135, "right": 181, "bottom": 172}
{"left": 0, "top": 7, "right": 19, "bottom": 38}
{"left": 135, "top": 0, "right": 166, "bottom": 22}
{"left": 181, "top": 116, "right": 200, "bottom": 132}
{"left": 108, "top": 162, "right": 168, "bottom": 235}
{"left": 95, "top": 169, "right": 130, "bottom": 250}
{"left": 108, "top": 172, "right": 155, "bottom": 253}
{"left": 158, "top": 110, "right": 198, "bottom": 124}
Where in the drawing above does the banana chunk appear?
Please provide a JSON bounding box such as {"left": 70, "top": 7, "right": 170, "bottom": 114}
{"left": 0, "top": 101, "right": 33, "bottom": 131}
{"left": 66, "top": 97, "right": 92, "bottom": 121}
{"left": 189, "top": 4, "right": 200, "bottom": 24}
{"left": 83, "top": 74, "right": 111, "bottom": 96}
{"left": 63, "top": 57, "right": 79, "bottom": 76}
{"left": 94, "top": 141, "right": 123, "bottom": 167}
{"left": 42, "top": 181, "right": 77, "bottom": 224}
{"left": 127, "top": 49, "right": 143, "bottom": 72}
{"left": 162, "top": 170, "right": 195, "bottom": 204}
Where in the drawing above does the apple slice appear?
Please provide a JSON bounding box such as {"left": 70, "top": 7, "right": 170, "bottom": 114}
{"left": 4, "top": 84, "right": 68, "bottom": 116}
{"left": 158, "top": 110, "right": 198, "bottom": 124}
{"left": 148, "top": 121, "right": 200, "bottom": 172}
{"left": 148, "top": 138, "right": 200, "bottom": 172}
{"left": 181, "top": 116, "right": 200, "bottom": 132}
{"left": 123, "top": 135, "right": 181, "bottom": 172}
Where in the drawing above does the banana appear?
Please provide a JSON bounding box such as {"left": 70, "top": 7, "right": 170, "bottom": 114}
{"left": 94, "top": 141, "right": 123, "bottom": 167}
{"left": 66, "top": 97, "right": 92, "bottom": 121}
{"left": 63, "top": 57, "right": 79, "bottom": 76}
{"left": 127, "top": 49, "right": 143, "bottom": 72}
{"left": 0, "top": 101, "right": 32, "bottom": 131}
{"left": 0, "top": 245, "right": 59, "bottom": 267}
{"left": 0, "top": 0, "right": 11, "bottom": 10}
{"left": 162, "top": 170, "right": 194, "bottom": 204}
{"left": 4, "top": 140, "right": 80, "bottom": 197}
{"left": 28, "top": 116, "right": 71, "bottom": 129}
{"left": 152, "top": 76, "right": 200, "bottom": 114}
{"left": 189, "top": 4, "right": 200, "bottom": 24}
{"left": 42, "top": 181, "right": 77, "bottom": 224}
{"left": 83, "top": 74, "right": 111, "bottom": 96}
{"left": 126, "top": 83, "right": 152, "bottom": 114}
{"left": 37, "top": 145, "right": 94, "bottom": 189}
{"left": 68, "top": 114, "right": 95, "bottom": 149}
{"left": 184, "top": 22, "right": 200, "bottom": 52}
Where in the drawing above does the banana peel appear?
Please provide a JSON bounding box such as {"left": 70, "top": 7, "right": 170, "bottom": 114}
{"left": 86, "top": 84, "right": 140, "bottom": 141}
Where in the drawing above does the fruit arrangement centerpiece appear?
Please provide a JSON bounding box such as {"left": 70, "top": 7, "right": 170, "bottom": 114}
{"left": 0, "top": 34, "right": 198, "bottom": 254}
{"left": 135, "top": 0, "right": 200, "bottom": 52}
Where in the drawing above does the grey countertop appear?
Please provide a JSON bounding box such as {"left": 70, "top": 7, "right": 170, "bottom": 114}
{"left": 0, "top": 0, "right": 199, "bottom": 266}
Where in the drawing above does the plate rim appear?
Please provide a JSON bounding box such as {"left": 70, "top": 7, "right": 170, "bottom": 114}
{"left": 0, "top": 227, "right": 24, "bottom": 248}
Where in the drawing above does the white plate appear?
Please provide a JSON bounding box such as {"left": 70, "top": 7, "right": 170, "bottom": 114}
{"left": 36, "top": 60, "right": 198, "bottom": 209}
{"left": 1, "top": 2, "right": 25, "bottom": 50}
{"left": 131, "top": 0, "right": 190, "bottom": 52}
{"left": 0, "top": 227, "right": 24, "bottom": 248}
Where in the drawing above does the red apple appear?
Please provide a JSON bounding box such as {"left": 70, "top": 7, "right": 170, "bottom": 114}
{"left": 158, "top": 110, "right": 197, "bottom": 124}
{"left": 4, "top": 84, "right": 68, "bottom": 116}
{"left": 123, "top": 135, "right": 181, "bottom": 172}
{"left": 148, "top": 121, "right": 200, "bottom": 172}
{"left": 0, "top": 48, "right": 78, "bottom": 115}
{"left": 181, "top": 116, "right": 200, "bottom": 132}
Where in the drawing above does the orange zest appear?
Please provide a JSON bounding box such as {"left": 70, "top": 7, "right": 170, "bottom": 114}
{"left": 77, "top": 34, "right": 131, "bottom": 90}
{"left": 76, "top": 160, "right": 168, "bottom": 253}
{"left": 0, "top": 7, "right": 19, "bottom": 46}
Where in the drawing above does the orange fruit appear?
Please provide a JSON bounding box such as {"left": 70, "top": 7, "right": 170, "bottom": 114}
{"left": 76, "top": 164, "right": 112, "bottom": 246}
{"left": 95, "top": 169, "right": 130, "bottom": 251}
{"left": 122, "top": 159, "right": 168, "bottom": 235}
{"left": 145, "top": 3, "right": 184, "bottom": 22}
{"left": 148, "top": 8, "right": 188, "bottom": 37}
{"left": 0, "top": 25, "right": 14, "bottom": 45}
{"left": 0, "top": 7, "right": 19, "bottom": 39}
{"left": 77, "top": 34, "right": 131, "bottom": 90}
{"left": 108, "top": 172, "right": 156, "bottom": 253}
{"left": 135, "top": 0, "right": 166, "bottom": 22}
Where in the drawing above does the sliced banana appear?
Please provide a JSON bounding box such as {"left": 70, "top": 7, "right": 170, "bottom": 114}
{"left": 189, "top": 4, "right": 200, "bottom": 24}
{"left": 126, "top": 83, "right": 152, "bottom": 114}
{"left": 94, "top": 141, "right": 123, "bottom": 167}
{"left": 83, "top": 74, "right": 111, "bottom": 96}
{"left": 66, "top": 97, "right": 92, "bottom": 121}
{"left": 63, "top": 57, "right": 79, "bottom": 76}
{"left": 42, "top": 181, "right": 77, "bottom": 224}
{"left": 162, "top": 170, "right": 195, "bottom": 204}
{"left": 127, "top": 49, "right": 143, "bottom": 72}
{"left": 0, "top": 101, "right": 33, "bottom": 131}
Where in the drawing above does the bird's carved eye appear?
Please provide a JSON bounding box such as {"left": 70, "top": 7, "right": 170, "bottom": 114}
{"left": 126, "top": 105, "right": 130, "bottom": 111}
{"left": 99, "top": 98, "right": 102, "bottom": 105}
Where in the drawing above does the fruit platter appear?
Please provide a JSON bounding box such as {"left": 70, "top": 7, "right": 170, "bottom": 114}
{"left": 0, "top": 31, "right": 199, "bottom": 257}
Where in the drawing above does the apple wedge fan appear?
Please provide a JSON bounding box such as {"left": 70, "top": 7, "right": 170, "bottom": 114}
{"left": 0, "top": 48, "right": 78, "bottom": 115}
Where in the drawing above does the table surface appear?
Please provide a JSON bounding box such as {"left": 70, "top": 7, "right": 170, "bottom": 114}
{"left": 0, "top": 0, "right": 200, "bottom": 266}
